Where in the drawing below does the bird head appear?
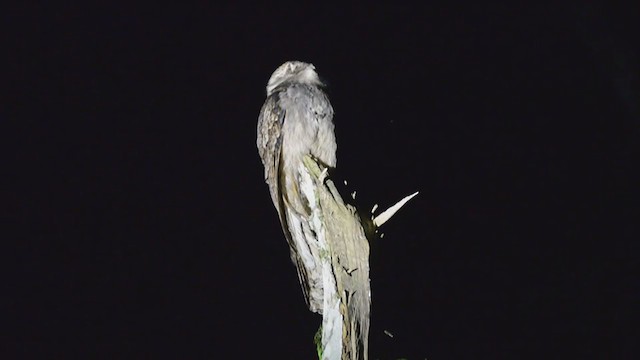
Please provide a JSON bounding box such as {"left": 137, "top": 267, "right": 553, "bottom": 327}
{"left": 266, "top": 61, "right": 322, "bottom": 96}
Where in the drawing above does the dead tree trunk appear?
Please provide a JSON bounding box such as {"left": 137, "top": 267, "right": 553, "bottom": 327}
{"left": 300, "top": 156, "right": 371, "bottom": 360}
{"left": 299, "top": 155, "right": 417, "bottom": 360}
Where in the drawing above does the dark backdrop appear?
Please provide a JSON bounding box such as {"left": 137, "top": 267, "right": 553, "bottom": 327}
{"left": 3, "top": 3, "right": 637, "bottom": 359}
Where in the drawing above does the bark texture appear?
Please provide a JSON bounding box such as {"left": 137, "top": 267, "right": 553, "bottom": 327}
{"left": 301, "top": 156, "right": 370, "bottom": 360}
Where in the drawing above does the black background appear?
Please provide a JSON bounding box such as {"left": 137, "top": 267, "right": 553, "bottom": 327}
{"left": 3, "top": 3, "right": 638, "bottom": 359}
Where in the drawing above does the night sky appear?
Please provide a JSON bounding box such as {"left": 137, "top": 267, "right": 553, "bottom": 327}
{"left": 4, "top": 3, "right": 638, "bottom": 359}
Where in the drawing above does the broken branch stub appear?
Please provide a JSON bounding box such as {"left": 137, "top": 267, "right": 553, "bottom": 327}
{"left": 372, "top": 191, "right": 419, "bottom": 228}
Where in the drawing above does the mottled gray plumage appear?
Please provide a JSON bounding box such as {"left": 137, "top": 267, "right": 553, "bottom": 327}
{"left": 257, "top": 61, "right": 337, "bottom": 312}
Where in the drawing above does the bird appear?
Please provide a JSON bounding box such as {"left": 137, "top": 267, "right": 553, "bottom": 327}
{"left": 256, "top": 61, "right": 337, "bottom": 313}
{"left": 257, "top": 61, "right": 417, "bottom": 359}
{"left": 258, "top": 61, "right": 378, "bottom": 360}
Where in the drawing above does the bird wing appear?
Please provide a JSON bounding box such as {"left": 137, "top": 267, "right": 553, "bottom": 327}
{"left": 257, "top": 94, "right": 285, "bottom": 212}
{"left": 257, "top": 93, "right": 315, "bottom": 308}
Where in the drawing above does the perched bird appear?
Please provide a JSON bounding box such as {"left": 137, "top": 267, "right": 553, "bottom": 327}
{"left": 256, "top": 61, "right": 337, "bottom": 313}
{"left": 258, "top": 61, "right": 418, "bottom": 360}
